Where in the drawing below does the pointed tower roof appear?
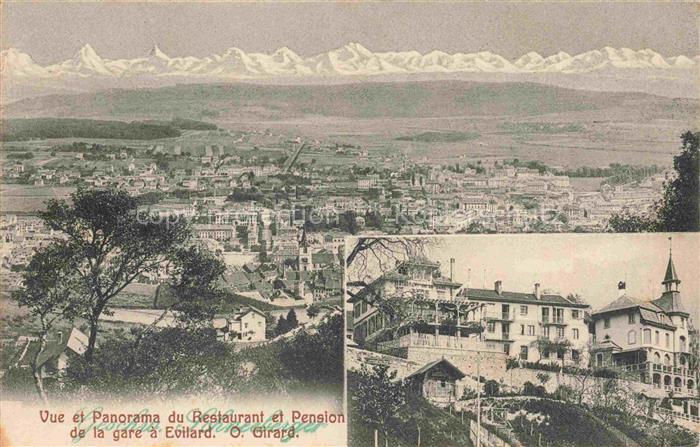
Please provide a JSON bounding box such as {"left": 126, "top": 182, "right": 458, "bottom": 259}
{"left": 662, "top": 254, "right": 680, "bottom": 285}
{"left": 299, "top": 225, "right": 308, "bottom": 248}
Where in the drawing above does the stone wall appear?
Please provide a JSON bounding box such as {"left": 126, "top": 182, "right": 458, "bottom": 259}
{"left": 346, "top": 347, "right": 420, "bottom": 379}
{"left": 406, "top": 346, "right": 509, "bottom": 381}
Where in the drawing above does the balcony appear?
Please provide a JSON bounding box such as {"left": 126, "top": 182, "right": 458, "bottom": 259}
{"left": 483, "top": 310, "right": 515, "bottom": 321}
{"left": 484, "top": 332, "right": 513, "bottom": 342}
{"left": 377, "top": 333, "right": 491, "bottom": 351}
{"left": 540, "top": 316, "right": 567, "bottom": 326}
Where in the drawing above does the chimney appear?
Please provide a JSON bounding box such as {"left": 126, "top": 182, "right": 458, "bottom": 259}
{"left": 618, "top": 281, "right": 626, "bottom": 297}
{"left": 494, "top": 280, "right": 503, "bottom": 295}
{"left": 534, "top": 283, "right": 541, "bottom": 299}
{"left": 450, "top": 258, "right": 455, "bottom": 282}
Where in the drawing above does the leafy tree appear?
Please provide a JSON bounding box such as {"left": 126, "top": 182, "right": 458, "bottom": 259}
{"left": 351, "top": 364, "right": 407, "bottom": 447}
{"left": 275, "top": 315, "right": 288, "bottom": 336}
{"left": 530, "top": 336, "right": 572, "bottom": 368}
{"left": 11, "top": 245, "right": 84, "bottom": 403}
{"left": 286, "top": 309, "right": 299, "bottom": 329}
{"left": 39, "top": 188, "right": 193, "bottom": 362}
{"left": 608, "top": 210, "right": 656, "bottom": 232}
{"left": 65, "top": 328, "right": 235, "bottom": 397}
{"left": 655, "top": 131, "right": 699, "bottom": 231}
{"left": 465, "top": 221, "right": 487, "bottom": 234}
{"left": 306, "top": 303, "right": 321, "bottom": 319}
{"left": 484, "top": 379, "right": 500, "bottom": 396}
{"left": 277, "top": 313, "right": 343, "bottom": 387}
{"left": 609, "top": 131, "right": 699, "bottom": 232}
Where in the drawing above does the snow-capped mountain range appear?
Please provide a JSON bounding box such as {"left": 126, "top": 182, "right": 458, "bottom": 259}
{"left": 3, "top": 42, "right": 698, "bottom": 80}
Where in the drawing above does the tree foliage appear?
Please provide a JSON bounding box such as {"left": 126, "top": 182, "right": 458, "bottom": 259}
{"left": 609, "top": 131, "right": 699, "bottom": 232}
{"left": 655, "top": 131, "right": 699, "bottom": 231}
{"left": 351, "top": 364, "right": 407, "bottom": 439}
{"left": 36, "top": 188, "right": 222, "bottom": 361}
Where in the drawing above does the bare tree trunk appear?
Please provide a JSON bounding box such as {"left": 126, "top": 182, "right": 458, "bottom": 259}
{"left": 85, "top": 321, "right": 99, "bottom": 363}
{"left": 374, "top": 429, "right": 378, "bottom": 447}
{"left": 32, "top": 334, "right": 49, "bottom": 404}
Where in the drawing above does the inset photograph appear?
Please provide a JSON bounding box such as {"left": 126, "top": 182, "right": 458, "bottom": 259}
{"left": 345, "top": 234, "right": 699, "bottom": 447}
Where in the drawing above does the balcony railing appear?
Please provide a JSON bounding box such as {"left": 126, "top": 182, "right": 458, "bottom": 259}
{"left": 377, "top": 333, "right": 488, "bottom": 351}
{"left": 483, "top": 310, "right": 515, "bottom": 321}
{"left": 656, "top": 408, "right": 700, "bottom": 424}
{"left": 608, "top": 361, "right": 698, "bottom": 380}
{"left": 541, "top": 316, "right": 566, "bottom": 325}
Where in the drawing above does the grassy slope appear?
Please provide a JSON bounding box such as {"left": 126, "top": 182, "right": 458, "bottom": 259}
{"left": 347, "top": 371, "right": 474, "bottom": 447}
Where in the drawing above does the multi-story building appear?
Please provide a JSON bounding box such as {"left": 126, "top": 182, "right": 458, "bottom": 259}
{"left": 349, "top": 257, "right": 480, "bottom": 350}
{"left": 349, "top": 257, "right": 590, "bottom": 366}
{"left": 590, "top": 251, "right": 696, "bottom": 395}
{"left": 459, "top": 281, "right": 591, "bottom": 366}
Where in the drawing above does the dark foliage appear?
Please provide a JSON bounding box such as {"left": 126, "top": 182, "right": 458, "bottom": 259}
{"left": 2, "top": 118, "right": 182, "bottom": 141}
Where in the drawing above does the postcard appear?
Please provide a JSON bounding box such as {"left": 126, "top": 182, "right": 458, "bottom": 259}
{"left": 0, "top": 2, "right": 697, "bottom": 446}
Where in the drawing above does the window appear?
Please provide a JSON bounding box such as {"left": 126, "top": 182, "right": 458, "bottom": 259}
{"left": 556, "top": 327, "right": 565, "bottom": 339}
{"left": 572, "top": 328, "right": 579, "bottom": 340}
{"left": 681, "top": 318, "right": 685, "bottom": 329}
{"left": 542, "top": 308, "right": 550, "bottom": 323}
{"left": 543, "top": 349, "right": 550, "bottom": 359}
{"left": 527, "top": 325, "right": 535, "bottom": 336}
{"left": 487, "top": 322, "right": 496, "bottom": 333}
{"left": 604, "top": 318, "right": 610, "bottom": 329}
{"left": 628, "top": 330, "right": 637, "bottom": 344}
{"left": 596, "top": 353, "right": 603, "bottom": 367}
{"left": 655, "top": 331, "right": 660, "bottom": 345}
{"left": 245, "top": 323, "right": 249, "bottom": 328}
{"left": 572, "top": 350, "right": 580, "bottom": 361}
{"left": 543, "top": 327, "right": 550, "bottom": 338}
{"left": 503, "top": 344, "right": 510, "bottom": 355}
{"left": 520, "top": 305, "right": 528, "bottom": 316}
{"left": 572, "top": 310, "right": 580, "bottom": 319}
{"left": 643, "top": 329, "right": 651, "bottom": 344}
{"left": 665, "top": 333, "right": 670, "bottom": 348}
{"left": 557, "top": 350, "right": 564, "bottom": 360}
{"left": 554, "top": 308, "right": 564, "bottom": 324}
{"left": 628, "top": 312, "right": 636, "bottom": 324}
{"left": 680, "top": 336, "right": 687, "bottom": 352}
{"left": 520, "top": 346, "right": 528, "bottom": 360}
{"left": 520, "top": 325, "right": 525, "bottom": 335}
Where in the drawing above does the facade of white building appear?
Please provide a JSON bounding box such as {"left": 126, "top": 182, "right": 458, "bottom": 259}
{"left": 590, "top": 252, "right": 696, "bottom": 396}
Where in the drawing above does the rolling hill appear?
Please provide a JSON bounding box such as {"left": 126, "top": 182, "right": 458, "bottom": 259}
{"left": 3, "top": 80, "right": 694, "bottom": 122}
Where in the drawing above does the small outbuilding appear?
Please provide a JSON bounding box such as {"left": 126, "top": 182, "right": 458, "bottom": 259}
{"left": 406, "top": 358, "right": 465, "bottom": 406}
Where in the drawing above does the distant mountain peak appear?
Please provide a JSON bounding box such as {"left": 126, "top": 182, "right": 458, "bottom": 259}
{"left": 1, "top": 43, "right": 696, "bottom": 83}
{"left": 148, "top": 44, "right": 170, "bottom": 60}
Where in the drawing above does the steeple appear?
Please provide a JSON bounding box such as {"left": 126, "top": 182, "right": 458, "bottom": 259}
{"left": 652, "top": 237, "right": 688, "bottom": 316}
{"left": 662, "top": 237, "right": 680, "bottom": 293}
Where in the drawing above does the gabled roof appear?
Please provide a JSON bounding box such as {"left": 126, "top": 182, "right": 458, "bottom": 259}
{"left": 311, "top": 250, "right": 335, "bottom": 265}
{"left": 639, "top": 308, "right": 677, "bottom": 330}
{"left": 36, "top": 328, "right": 88, "bottom": 368}
{"left": 235, "top": 306, "right": 266, "bottom": 320}
{"left": 462, "top": 288, "right": 586, "bottom": 308}
{"left": 406, "top": 358, "right": 466, "bottom": 381}
{"left": 591, "top": 339, "right": 622, "bottom": 352}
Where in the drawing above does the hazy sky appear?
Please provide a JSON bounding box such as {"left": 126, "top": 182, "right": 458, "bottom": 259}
{"left": 349, "top": 233, "right": 700, "bottom": 323}
{"left": 2, "top": 2, "right": 698, "bottom": 64}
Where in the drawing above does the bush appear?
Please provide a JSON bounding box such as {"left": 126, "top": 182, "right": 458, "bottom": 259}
{"left": 522, "top": 381, "right": 537, "bottom": 396}
{"left": 484, "top": 379, "right": 499, "bottom": 396}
